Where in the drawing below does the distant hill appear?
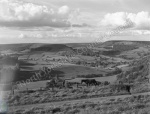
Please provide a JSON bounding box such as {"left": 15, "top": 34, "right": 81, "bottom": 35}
{"left": 0, "top": 43, "right": 74, "bottom": 53}
{"left": 0, "top": 43, "right": 32, "bottom": 51}
{"left": 0, "top": 40, "right": 150, "bottom": 52}
{"left": 102, "top": 40, "right": 150, "bottom": 47}
{"left": 30, "top": 44, "right": 73, "bottom": 52}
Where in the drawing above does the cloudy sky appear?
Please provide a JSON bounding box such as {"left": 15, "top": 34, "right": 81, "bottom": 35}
{"left": 0, "top": 0, "right": 150, "bottom": 44}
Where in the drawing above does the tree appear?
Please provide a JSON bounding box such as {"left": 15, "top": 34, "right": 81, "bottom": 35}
{"left": 46, "top": 78, "right": 56, "bottom": 91}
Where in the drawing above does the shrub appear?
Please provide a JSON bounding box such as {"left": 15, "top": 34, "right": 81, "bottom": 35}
{"left": 52, "top": 107, "right": 61, "bottom": 113}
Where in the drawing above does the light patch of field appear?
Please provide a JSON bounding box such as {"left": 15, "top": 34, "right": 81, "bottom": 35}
{"left": 17, "top": 80, "right": 49, "bottom": 91}
{"left": 111, "top": 57, "right": 130, "bottom": 62}
{"left": 117, "top": 64, "right": 129, "bottom": 69}
{"left": 92, "top": 47, "right": 111, "bottom": 51}
{"left": 77, "top": 55, "right": 95, "bottom": 61}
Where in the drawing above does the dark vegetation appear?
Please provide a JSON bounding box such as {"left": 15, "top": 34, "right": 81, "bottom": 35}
{"left": 102, "top": 50, "right": 121, "bottom": 56}
{"left": 31, "top": 44, "right": 73, "bottom": 52}
{"left": 15, "top": 69, "right": 65, "bottom": 82}
{"left": 77, "top": 74, "right": 103, "bottom": 78}
{"left": 113, "top": 44, "right": 138, "bottom": 51}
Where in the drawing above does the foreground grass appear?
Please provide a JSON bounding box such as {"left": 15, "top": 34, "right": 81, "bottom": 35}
{"left": 9, "top": 94, "right": 150, "bottom": 114}
{"left": 7, "top": 83, "right": 150, "bottom": 106}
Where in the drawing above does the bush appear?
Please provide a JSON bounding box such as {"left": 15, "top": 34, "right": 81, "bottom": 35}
{"left": 52, "top": 107, "right": 61, "bottom": 113}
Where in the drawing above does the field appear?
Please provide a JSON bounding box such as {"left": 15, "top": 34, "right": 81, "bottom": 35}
{"left": 0, "top": 40, "right": 150, "bottom": 113}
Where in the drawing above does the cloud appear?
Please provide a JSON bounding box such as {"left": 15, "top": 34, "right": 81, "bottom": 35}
{"left": 18, "top": 33, "right": 26, "bottom": 39}
{"left": 0, "top": 0, "right": 72, "bottom": 27}
{"left": 100, "top": 11, "right": 150, "bottom": 30}
{"left": 132, "top": 30, "right": 150, "bottom": 35}
{"left": 144, "top": 31, "right": 150, "bottom": 35}
{"left": 58, "top": 5, "right": 70, "bottom": 15}
{"left": 19, "top": 33, "right": 45, "bottom": 39}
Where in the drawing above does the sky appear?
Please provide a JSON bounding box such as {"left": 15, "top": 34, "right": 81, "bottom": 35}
{"left": 0, "top": 0, "right": 150, "bottom": 44}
